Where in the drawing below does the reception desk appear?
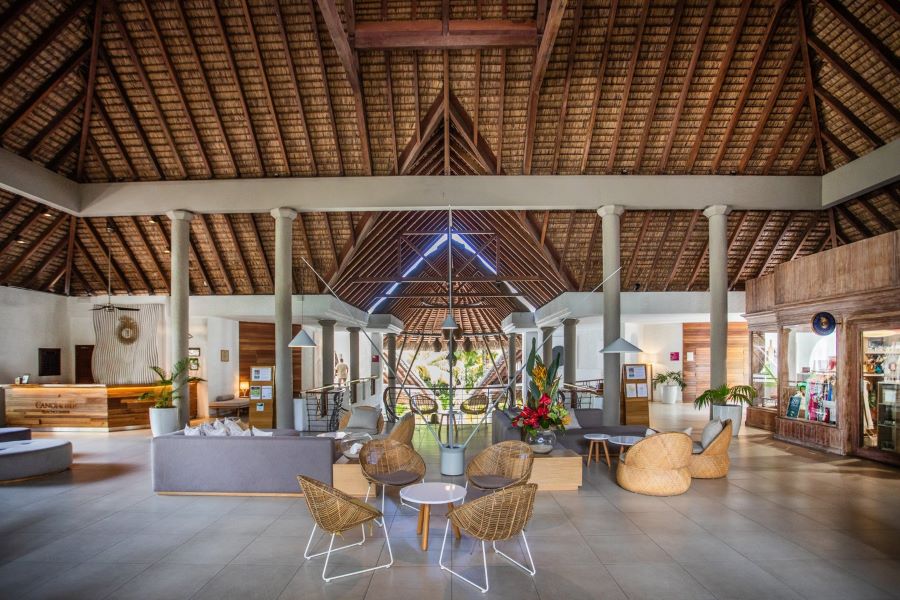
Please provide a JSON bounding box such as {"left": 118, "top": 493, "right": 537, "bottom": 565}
{"left": 2, "top": 383, "right": 197, "bottom": 432}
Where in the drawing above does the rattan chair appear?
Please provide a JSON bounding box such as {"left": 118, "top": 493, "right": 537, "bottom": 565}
{"left": 410, "top": 394, "right": 439, "bottom": 418}
{"left": 460, "top": 393, "right": 490, "bottom": 417}
{"left": 439, "top": 483, "right": 538, "bottom": 593}
{"left": 616, "top": 432, "right": 693, "bottom": 496}
{"left": 359, "top": 438, "right": 426, "bottom": 519}
{"left": 338, "top": 406, "right": 385, "bottom": 434}
{"left": 689, "top": 419, "right": 732, "bottom": 479}
{"left": 297, "top": 476, "right": 393, "bottom": 582}
{"left": 387, "top": 412, "right": 416, "bottom": 447}
{"left": 465, "top": 441, "right": 534, "bottom": 491}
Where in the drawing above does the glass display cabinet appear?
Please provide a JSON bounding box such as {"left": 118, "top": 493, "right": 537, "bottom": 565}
{"left": 784, "top": 325, "right": 838, "bottom": 426}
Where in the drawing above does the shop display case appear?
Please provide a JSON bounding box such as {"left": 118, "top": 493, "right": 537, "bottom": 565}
{"left": 784, "top": 325, "right": 837, "bottom": 426}
{"left": 861, "top": 330, "right": 900, "bottom": 454}
{"left": 747, "top": 330, "right": 778, "bottom": 431}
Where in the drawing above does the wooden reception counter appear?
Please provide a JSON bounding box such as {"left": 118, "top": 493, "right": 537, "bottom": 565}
{"left": 3, "top": 384, "right": 175, "bottom": 431}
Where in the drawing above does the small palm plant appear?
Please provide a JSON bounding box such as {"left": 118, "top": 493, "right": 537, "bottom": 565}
{"left": 693, "top": 384, "right": 757, "bottom": 409}
{"left": 652, "top": 370, "right": 686, "bottom": 390}
{"left": 141, "top": 358, "right": 205, "bottom": 409}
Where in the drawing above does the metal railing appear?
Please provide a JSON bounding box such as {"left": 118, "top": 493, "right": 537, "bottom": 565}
{"left": 560, "top": 379, "right": 604, "bottom": 410}
{"left": 300, "top": 376, "right": 381, "bottom": 433}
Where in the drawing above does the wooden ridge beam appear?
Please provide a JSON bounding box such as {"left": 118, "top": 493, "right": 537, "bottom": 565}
{"left": 797, "top": 1, "right": 826, "bottom": 172}
{"left": 818, "top": 0, "right": 899, "bottom": 79}
{"left": 661, "top": 1, "right": 715, "bottom": 171}
{"left": 608, "top": 0, "right": 649, "bottom": 172}
{"left": 711, "top": 0, "right": 791, "bottom": 172}
{"left": 815, "top": 87, "right": 883, "bottom": 147}
{"left": 315, "top": 0, "right": 372, "bottom": 175}
{"left": 0, "top": 0, "right": 90, "bottom": 90}
{"left": 516, "top": 211, "right": 576, "bottom": 290}
{"left": 353, "top": 19, "right": 537, "bottom": 49}
{"left": 0, "top": 213, "right": 68, "bottom": 284}
{"left": 0, "top": 43, "right": 89, "bottom": 135}
{"left": 523, "top": 0, "right": 568, "bottom": 174}
{"left": 685, "top": 0, "right": 752, "bottom": 171}
{"left": 807, "top": 34, "right": 900, "bottom": 124}
{"left": 77, "top": 1, "right": 105, "bottom": 180}
{"left": 636, "top": 0, "right": 683, "bottom": 171}
{"left": 664, "top": 210, "right": 700, "bottom": 291}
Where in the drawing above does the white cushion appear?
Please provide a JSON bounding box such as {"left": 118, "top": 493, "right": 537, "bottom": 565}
{"left": 205, "top": 424, "right": 227, "bottom": 437}
{"left": 701, "top": 420, "right": 724, "bottom": 449}
{"left": 566, "top": 410, "right": 581, "bottom": 430}
{"left": 183, "top": 425, "right": 201, "bottom": 437}
{"left": 251, "top": 427, "right": 274, "bottom": 437}
{"left": 346, "top": 407, "right": 380, "bottom": 431}
{"left": 692, "top": 441, "right": 704, "bottom": 454}
{"left": 681, "top": 427, "right": 693, "bottom": 437}
{"left": 223, "top": 419, "right": 246, "bottom": 436}
{"left": 645, "top": 428, "right": 659, "bottom": 437}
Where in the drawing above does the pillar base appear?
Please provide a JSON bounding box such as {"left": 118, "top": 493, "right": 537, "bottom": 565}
{"left": 440, "top": 446, "right": 466, "bottom": 476}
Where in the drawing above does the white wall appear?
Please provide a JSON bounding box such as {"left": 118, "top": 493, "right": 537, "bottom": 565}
{"left": 0, "top": 287, "right": 71, "bottom": 383}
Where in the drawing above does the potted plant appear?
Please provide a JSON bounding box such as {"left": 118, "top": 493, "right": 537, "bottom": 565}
{"left": 693, "top": 384, "right": 757, "bottom": 437}
{"left": 141, "top": 358, "right": 205, "bottom": 436}
{"left": 652, "top": 370, "right": 685, "bottom": 404}
{"left": 511, "top": 339, "right": 570, "bottom": 454}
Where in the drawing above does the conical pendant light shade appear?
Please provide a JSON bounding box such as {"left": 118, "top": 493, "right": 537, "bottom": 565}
{"left": 289, "top": 329, "right": 317, "bottom": 348}
{"left": 599, "top": 337, "right": 643, "bottom": 353}
{"left": 441, "top": 314, "right": 458, "bottom": 330}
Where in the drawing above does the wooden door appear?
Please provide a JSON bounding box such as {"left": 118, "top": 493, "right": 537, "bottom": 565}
{"left": 75, "top": 345, "right": 94, "bottom": 384}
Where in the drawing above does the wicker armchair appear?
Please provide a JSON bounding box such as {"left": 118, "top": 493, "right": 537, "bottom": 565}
{"left": 338, "top": 406, "right": 385, "bottom": 434}
{"left": 410, "top": 394, "right": 438, "bottom": 418}
{"left": 387, "top": 412, "right": 416, "bottom": 447}
{"left": 616, "top": 432, "right": 692, "bottom": 496}
{"left": 359, "top": 438, "right": 426, "bottom": 518}
{"left": 460, "top": 393, "right": 490, "bottom": 417}
{"left": 465, "top": 441, "right": 533, "bottom": 491}
{"left": 439, "top": 483, "right": 538, "bottom": 593}
{"left": 297, "top": 476, "right": 393, "bottom": 582}
{"left": 689, "top": 419, "right": 732, "bottom": 479}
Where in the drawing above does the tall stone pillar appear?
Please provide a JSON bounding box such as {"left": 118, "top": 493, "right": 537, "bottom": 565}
{"left": 385, "top": 333, "right": 397, "bottom": 410}
{"left": 563, "top": 318, "right": 579, "bottom": 386}
{"left": 507, "top": 333, "right": 517, "bottom": 390}
{"left": 369, "top": 332, "right": 383, "bottom": 408}
{"left": 522, "top": 330, "right": 538, "bottom": 401}
{"left": 704, "top": 205, "right": 730, "bottom": 392}
{"left": 270, "top": 208, "right": 297, "bottom": 428}
{"left": 320, "top": 320, "right": 336, "bottom": 387}
{"left": 598, "top": 205, "right": 624, "bottom": 426}
{"left": 541, "top": 326, "right": 554, "bottom": 365}
{"left": 348, "top": 327, "right": 360, "bottom": 403}
{"left": 167, "top": 210, "right": 193, "bottom": 427}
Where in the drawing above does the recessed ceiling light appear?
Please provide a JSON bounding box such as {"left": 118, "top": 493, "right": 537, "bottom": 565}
{"left": 43, "top": 211, "right": 53, "bottom": 217}
{"left": 148, "top": 217, "right": 157, "bottom": 224}
{"left": 163, "top": 248, "right": 170, "bottom": 254}
{"left": 15, "top": 236, "right": 25, "bottom": 244}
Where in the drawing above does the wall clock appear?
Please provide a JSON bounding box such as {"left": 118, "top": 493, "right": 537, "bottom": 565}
{"left": 116, "top": 316, "right": 139, "bottom": 345}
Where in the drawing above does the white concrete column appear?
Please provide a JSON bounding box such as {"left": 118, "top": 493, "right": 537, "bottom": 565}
{"left": 348, "top": 327, "right": 360, "bottom": 403}
{"left": 167, "top": 209, "right": 193, "bottom": 427}
{"left": 385, "top": 333, "right": 397, "bottom": 409}
{"left": 563, "top": 318, "right": 579, "bottom": 385}
{"left": 369, "top": 332, "right": 383, "bottom": 406}
{"left": 704, "top": 204, "right": 730, "bottom": 391}
{"left": 541, "top": 326, "right": 554, "bottom": 365}
{"left": 598, "top": 205, "right": 624, "bottom": 426}
{"left": 522, "top": 330, "right": 538, "bottom": 401}
{"left": 270, "top": 208, "right": 297, "bottom": 428}
{"left": 320, "top": 320, "right": 336, "bottom": 387}
{"left": 507, "top": 333, "right": 517, "bottom": 389}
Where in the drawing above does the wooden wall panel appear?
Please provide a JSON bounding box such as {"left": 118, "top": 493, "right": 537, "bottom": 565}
{"left": 746, "top": 273, "right": 775, "bottom": 314}
{"left": 682, "top": 323, "right": 750, "bottom": 403}
{"left": 238, "top": 322, "right": 303, "bottom": 392}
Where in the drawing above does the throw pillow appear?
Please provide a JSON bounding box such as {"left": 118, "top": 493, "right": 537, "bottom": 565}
{"left": 681, "top": 427, "right": 693, "bottom": 437}
{"left": 645, "top": 427, "right": 659, "bottom": 437}
{"left": 566, "top": 409, "right": 582, "bottom": 430}
{"left": 700, "top": 419, "right": 724, "bottom": 449}
{"left": 251, "top": 427, "right": 274, "bottom": 437}
{"left": 223, "top": 419, "right": 245, "bottom": 436}
{"left": 346, "top": 407, "right": 380, "bottom": 431}
{"left": 206, "top": 423, "right": 227, "bottom": 437}
{"left": 184, "top": 424, "right": 201, "bottom": 436}
{"left": 199, "top": 422, "right": 216, "bottom": 436}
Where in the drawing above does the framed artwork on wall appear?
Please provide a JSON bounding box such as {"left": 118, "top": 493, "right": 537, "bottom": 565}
{"left": 188, "top": 357, "right": 200, "bottom": 371}
{"left": 220, "top": 349, "right": 229, "bottom": 362}
{"left": 188, "top": 348, "right": 201, "bottom": 357}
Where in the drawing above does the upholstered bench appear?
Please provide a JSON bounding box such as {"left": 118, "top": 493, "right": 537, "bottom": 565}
{"left": 0, "top": 427, "right": 31, "bottom": 443}
{"left": 0, "top": 439, "right": 73, "bottom": 482}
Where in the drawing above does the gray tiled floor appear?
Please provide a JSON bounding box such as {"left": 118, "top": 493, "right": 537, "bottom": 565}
{"left": 2, "top": 403, "right": 900, "bottom": 600}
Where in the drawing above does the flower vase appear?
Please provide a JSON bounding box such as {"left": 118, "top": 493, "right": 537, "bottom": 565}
{"left": 526, "top": 428, "right": 557, "bottom": 454}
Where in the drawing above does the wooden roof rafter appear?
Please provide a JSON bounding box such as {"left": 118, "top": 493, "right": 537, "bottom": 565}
{"left": 608, "top": 0, "right": 649, "bottom": 172}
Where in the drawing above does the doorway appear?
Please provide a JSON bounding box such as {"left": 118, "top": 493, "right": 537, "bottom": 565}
{"left": 75, "top": 345, "right": 94, "bottom": 384}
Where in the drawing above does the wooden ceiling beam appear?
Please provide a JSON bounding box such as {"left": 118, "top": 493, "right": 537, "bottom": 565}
{"left": 0, "top": 213, "right": 67, "bottom": 284}
{"left": 650, "top": 211, "right": 676, "bottom": 288}
{"left": 857, "top": 198, "right": 896, "bottom": 233}
{"left": 796, "top": 1, "right": 826, "bottom": 172}
{"left": 106, "top": 218, "right": 154, "bottom": 293}
{"left": 110, "top": 4, "right": 187, "bottom": 179}
{"left": 579, "top": 213, "right": 601, "bottom": 291}
{"left": 0, "top": 0, "right": 90, "bottom": 90}
{"left": 76, "top": 1, "right": 105, "bottom": 181}
{"left": 87, "top": 136, "right": 113, "bottom": 181}
{"left": 306, "top": 0, "right": 344, "bottom": 175}
{"left": 836, "top": 204, "right": 874, "bottom": 238}
{"left": 623, "top": 212, "right": 651, "bottom": 289}
{"left": 93, "top": 93, "right": 139, "bottom": 179}
{"left": 497, "top": 49, "right": 506, "bottom": 170}
{"left": 608, "top": 0, "right": 649, "bottom": 172}
{"left": 807, "top": 34, "right": 900, "bottom": 124}
{"left": 247, "top": 214, "right": 273, "bottom": 292}
{"left": 581, "top": 0, "right": 618, "bottom": 173}
{"left": 789, "top": 212, "right": 821, "bottom": 260}
{"left": 821, "top": 128, "right": 856, "bottom": 162}
{"left": 790, "top": 130, "right": 816, "bottom": 172}
{"left": 636, "top": 0, "right": 683, "bottom": 171}
{"left": 516, "top": 211, "right": 576, "bottom": 290}
{"left": 21, "top": 235, "right": 68, "bottom": 289}
{"left": 74, "top": 237, "right": 110, "bottom": 294}
{"left": 763, "top": 91, "right": 807, "bottom": 173}
{"left": 384, "top": 51, "right": 399, "bottom": 173}
{"left": 443, "top": 51, "right": 450, "bottom": 176}
{"left": 0, "top": 205, "right": 43, "bottom": 258}
{"left": 128, "top": 216, "right": 169, "bottom": 293}
{"left": 0, "top": 43, "right": 89, "bottom": 135}
{"left": 188, "top": 236, "right": 214, "bottom": 294}
{"left": 730, "top": 213, "right": 772, "bottom": 290}
{"left": 315, "top": 0, "right": 372, "bottom": 175}
{"left": 685, "top": 0, "right": 752, "bottom": 171}
{"left": 818, "top": 0, "right": 899, "bottom": 78}
{"left": 711, "top": 0, "right": 791, "bottom": 172}
{"left": 660, "top": 0, "right": 715, "bottom": 171}
{"left": 757, "top": 213, "right": 794, "bottom": 277}
{"left": 686, "top": 241, "right": 708, "bottom": 291}
{"left": 551, "top": 0, "right": 585, "bottom": 173}
{"left": 195, "top": 215, "right": 234, "bottom": 295}
{"left": 220, "top": 214, "right": 253, "bottom": 294}
{"left": 352, "top": 19, "right": 537, "bottom": 49}
{"left": 664, "top": 210, "right": 700, "bottom": 291}
{"left": 63, "top": 215, "right": 76, "bottom": 295}
{"left": 0, "top": 0, "right": 32, "bottom": 38}
{"left": 81, "top": 219, "right": 133, "bottom": 294}
{"left": 20, "top": 92, "right": 83, "bottom": 157}
{"left": 523, "top": 0, "right": 568, "bottom": 174}
{"left": 815, "top": 87, "right": 883, "bottom": 147}
{"left": 46, "top": 133, "right": 79, "bottom": 172}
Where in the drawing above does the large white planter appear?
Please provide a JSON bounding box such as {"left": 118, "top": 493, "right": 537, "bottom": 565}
{"left": 711, "top": 404, "right": 743, "bottom": 437}
{"left": 149, "top": 407, "right": 179, "bottom": 437}
{"left": 660, "top": 385, "right": 680, "bottom": 404}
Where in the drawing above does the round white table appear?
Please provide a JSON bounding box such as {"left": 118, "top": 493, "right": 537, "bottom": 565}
{"left": 400, "top": 482, "right": 467, "bottom": 550}
{"left": 584, "top": 433, "right": 611, "bottom": 469}
{"left": 608, "top": 435, "right": 643, "bottom": 463}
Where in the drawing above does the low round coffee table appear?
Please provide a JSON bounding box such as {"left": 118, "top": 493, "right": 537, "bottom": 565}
{"left": 584, "top": 433, "right": 611, "bottom": 469}
{"left": 400, "top": 482, "right": 467, "bottom": 550}
{"left": 608, "top": 435, "right": 643, "bottom": 462}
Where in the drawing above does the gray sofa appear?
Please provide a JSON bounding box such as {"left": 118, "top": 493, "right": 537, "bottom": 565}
{"left": 492, "top": 408, "right": 646, "bottom": 454}
{"left": 151, "top": 429, "right": 336, "bottom": 495}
